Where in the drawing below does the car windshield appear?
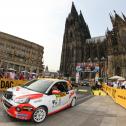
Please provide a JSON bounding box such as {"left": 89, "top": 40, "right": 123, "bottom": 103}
{"left": 22, "top": 79, "right": 54, "bottom": 93}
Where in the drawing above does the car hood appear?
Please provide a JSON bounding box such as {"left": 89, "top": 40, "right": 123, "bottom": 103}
{"left": 7, "top": 86, "right": 43, "bottom": 100}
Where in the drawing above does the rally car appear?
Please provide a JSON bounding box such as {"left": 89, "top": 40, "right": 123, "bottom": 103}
{"left": 2, "top": 78, "right": 76, "bottom": 123}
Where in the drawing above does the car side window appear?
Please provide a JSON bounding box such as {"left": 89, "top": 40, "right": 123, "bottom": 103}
{"left": 61, "top": 82, "right": 69, "bottom": 92}
{"left": 47, "top": 82, "right": 69, "bottom": 95}
{"left": 47, "top": 84, "right": 58, "bottom": 95}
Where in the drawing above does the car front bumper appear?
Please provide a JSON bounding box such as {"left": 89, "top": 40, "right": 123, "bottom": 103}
{"left": 2, "top": 97, "right": 34, "bottom": 120}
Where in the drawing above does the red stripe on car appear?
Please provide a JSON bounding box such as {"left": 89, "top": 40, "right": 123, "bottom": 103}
{"left": 16, "top": 94, "right": 43, "bottom": 99}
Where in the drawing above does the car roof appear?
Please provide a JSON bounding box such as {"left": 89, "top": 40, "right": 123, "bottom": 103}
{"left": 38, "top": 78, "right": 66, "bottom": 82}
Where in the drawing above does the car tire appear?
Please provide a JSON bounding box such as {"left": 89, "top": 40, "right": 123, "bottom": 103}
{"left": 32, "top": 107, "right": 47, "bottom": 123}
{"left": 70, "top": 98, "right": 76, "bottom": 107}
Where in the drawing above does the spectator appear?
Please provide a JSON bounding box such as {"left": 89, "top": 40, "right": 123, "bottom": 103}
{"left": 19, "top": 73, "right": 24, "bottom": 80}
{"left": 9, "top": 71, "right": 15, "bottom": 80}
{"left": 28, "top": 72, "right": 33, "bottom": 80}
{"left": 121, "top": 81, "right": 126, "bottom": 89}
{"left": 113, "top": 81, "right": 118, "bottom": 88}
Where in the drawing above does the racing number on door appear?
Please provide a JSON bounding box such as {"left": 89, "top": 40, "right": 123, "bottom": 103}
{"left": 52, "top": 96, "right": 61, "bottom": 107}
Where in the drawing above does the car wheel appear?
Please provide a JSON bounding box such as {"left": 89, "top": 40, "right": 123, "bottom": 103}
{"left": 32, "top": 107, "right": 47, "bottom": 123}
{"left": 71, "top": 98, "right": 76, "bottom": 107}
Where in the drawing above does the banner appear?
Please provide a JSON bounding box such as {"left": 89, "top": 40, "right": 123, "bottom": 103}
{"left": 76, "top": 72, "right": 79, "bottom": 83}
{"left": 0, "top": 79, "right": 27, "bottom": 91}
{"left": 102, "top": 84, "right": 126, "bottom": 109}
{"left": 76, "top": 62, "right": 99, "bottom": 72}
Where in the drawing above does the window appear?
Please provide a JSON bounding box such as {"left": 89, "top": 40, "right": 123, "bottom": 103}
{"left": 48, "top": 81, "right": 68, "bottom": 95}
{"left": 22, "top": 79, "right": 54, "bottom": 93}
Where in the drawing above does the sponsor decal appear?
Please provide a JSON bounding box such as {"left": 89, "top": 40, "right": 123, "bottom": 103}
{"left": 0, "top": 80, "right": 14, "bottom": 89}
{"left": 118, "top": 95, "right": 126, "bottom": 100}
{"left": 16, "top": 113, "right": 28, "bottom": 117}
{"left": 52, "top": 97, "right": 61, "bottom": 107}
{"left": 55, "top": 92, "right": 66, "bottom": 97}
{"left": 16, "top": 113, "right": 28, "bottom": 119}
{"left": 48, "top": 104, "right": 70, "bottom": 115}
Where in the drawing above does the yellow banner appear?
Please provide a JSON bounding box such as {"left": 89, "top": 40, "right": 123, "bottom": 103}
{"left": 0, "top": 79, "right": 27, "bottom": 91}
{"left": 102, "top": 84, "right": 126, "bottom": 109}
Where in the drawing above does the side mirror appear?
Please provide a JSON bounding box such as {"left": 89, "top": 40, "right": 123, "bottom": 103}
{"left": 52, "top": 90, "right": 61, "bottom": 95}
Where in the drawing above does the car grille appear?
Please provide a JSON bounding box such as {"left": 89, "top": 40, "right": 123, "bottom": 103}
{"left": 4, "top": 91, "right": 13, "bottom": 99}
{"left": 3, "top": 99, "right": 12, "bottom": 109}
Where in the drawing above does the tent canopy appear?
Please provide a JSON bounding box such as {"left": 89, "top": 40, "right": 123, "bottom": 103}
{"left": 109, "top": 75, "right": 125, "bottom": 80}
{"left": 7, "top": 68, "right": 16, "bottom": 71}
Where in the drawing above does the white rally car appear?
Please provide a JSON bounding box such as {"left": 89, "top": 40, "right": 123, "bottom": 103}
{"left": 2, "top": 78, "right": 76, "bottom": 123}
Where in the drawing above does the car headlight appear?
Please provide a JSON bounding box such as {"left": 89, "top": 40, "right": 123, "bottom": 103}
{"left": 14, "top": 97, "right": 30, "bottom": 104}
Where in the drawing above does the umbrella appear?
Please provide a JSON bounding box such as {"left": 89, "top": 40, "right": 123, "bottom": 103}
{"left": 118, "top": 78, "right": 125, "bottom": 81}
{"left": 8, "top": 68, "right": 16, "bottom": 71}
{"left": 109, "top": 75, "right": 125, "bottom": 80}
{"left": 21, "top": 70, "right": 28, "bottom": 73}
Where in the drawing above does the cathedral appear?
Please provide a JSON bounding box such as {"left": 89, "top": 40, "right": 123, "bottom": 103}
{"left": 60, "top": 2, "right": 126, "bottom": 79}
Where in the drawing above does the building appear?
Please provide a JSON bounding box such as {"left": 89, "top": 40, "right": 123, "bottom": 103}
{"left": 0, "top": 32, "right": 44, "bottom": 74}
{"left": 60, "top": 2, "right": 126, "bottom": 78}
{"left": 60, "top": 2, "right": 91, "bottom": 77}
{"left": 106, "top": 11, "right": 126, "bottom": 78}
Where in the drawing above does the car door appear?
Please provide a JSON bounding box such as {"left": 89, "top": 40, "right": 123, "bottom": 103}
{"left": 46, "top": 81, "right": 70, "bottom": 113}
{"left": 46, "top": 83, "right": 63, "bottom": 113}
{"left": 56, "top": 81, "right": 70, "bottom": 106}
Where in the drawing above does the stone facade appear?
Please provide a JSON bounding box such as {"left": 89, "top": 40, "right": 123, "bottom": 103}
{"left": 0, "top": 32, "right": 44, "bottom": 73}
{"left": 106, "top": 12, "right": 126, "bottom": 78}
{"left": 60, "top": 3, "right": 126, "bottom": 78}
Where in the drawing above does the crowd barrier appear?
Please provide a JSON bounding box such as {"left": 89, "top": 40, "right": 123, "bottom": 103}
{"left": 0, "top": 79, "right": 27, "bottom": 91}
{"left": 92, "top": 90, "right": 106, "bottom": 96}
{"left": 102, "top": 84, "right": 126, "bottom": 109}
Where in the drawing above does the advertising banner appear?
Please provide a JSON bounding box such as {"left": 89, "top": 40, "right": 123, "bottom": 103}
{"left": 0, "top": 79, "right": 27, "bottom": 91}
{"left": 102, "top": 84, "right": 126, "bottom": 109}
{"left": 76, "top": 72, "right": 79, "bottom": 83}
{"left": 76, "top": 62, "right": 99, "bottom": 72}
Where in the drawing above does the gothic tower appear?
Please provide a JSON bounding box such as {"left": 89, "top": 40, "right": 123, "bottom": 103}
{"left": 106, "top": 11, "right": 126, "bottom": 77}
{"left": 60, "top": 2, "right": 91, "bottom": 76}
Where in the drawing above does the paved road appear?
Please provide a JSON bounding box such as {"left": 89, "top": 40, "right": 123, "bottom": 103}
{"left": 1, "top": 87, "right": 126, "bottom": 126}
{"left": 1, "top": 95, "right": 126, "bottom": 126}
{"left": 0, "top": 86, "right": 92, "bottom": 126}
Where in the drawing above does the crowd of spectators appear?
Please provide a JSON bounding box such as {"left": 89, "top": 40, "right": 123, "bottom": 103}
{"left": 107, "top": 81, "right": 126, "bottom": 89}
{"left": 0, "top": 68, "right": 38, "bottom": 80}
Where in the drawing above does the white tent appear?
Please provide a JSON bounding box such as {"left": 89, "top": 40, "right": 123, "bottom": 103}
{"left": 118, "top": 78, "right": 125, "bottom": 81}
{"left": 109, "top": 75, "right": 125, "bottom": 80}
{"left": 8, "top": 68, "right": 16, "bottom": 71}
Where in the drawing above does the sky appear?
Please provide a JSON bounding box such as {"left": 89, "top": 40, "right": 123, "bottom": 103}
{"left": 0, "top": 0, "right": 126, "bottom": 72}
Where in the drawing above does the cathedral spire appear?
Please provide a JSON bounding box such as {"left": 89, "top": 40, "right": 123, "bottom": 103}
{"left": 109, "top": 13, "right": 115, "bottom": 26}
{"left": 80, "top": 10, "right": 82, "bottom": 15}
{"left": 107, "top": 27, "right": 109, "bottom": 32}
{"left": 78, "top": 10, "right": 91, "bottom": 38}
{"left": 79, "top": 10, "right": 86, "bottom": 24}
{"left": 114, "top": 11, "right": 125, "bottom": 25}
{"left": 71, "top": 2, "right": 78, "bottom": 17}
{"left": 122, "top": 12, "right": 126, "bottom": 21}
{"left": 113, "top": 10, "right": 116, "bottom": 14}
